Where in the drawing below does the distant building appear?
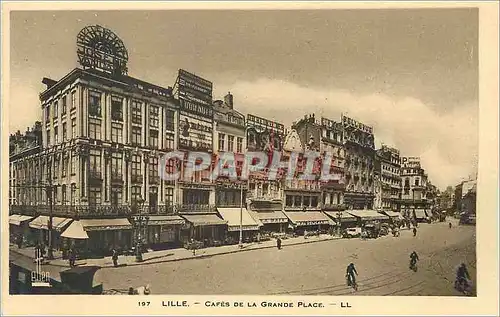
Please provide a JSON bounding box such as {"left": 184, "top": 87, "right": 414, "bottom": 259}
{"left": 375, "top": 145, "right": 402, "bottom": 211}
{"left": 454, "top": 179, "right": 477, "bottom": 214}
{"left": 341, "top": 115, "right": 375, "bottom": 210}
{"left": 400, "top": 157, "right": 430, "bottom": 220}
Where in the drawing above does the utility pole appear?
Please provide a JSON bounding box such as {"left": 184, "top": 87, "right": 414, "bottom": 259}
{"left": 239, "top": 181, "right": 243, "bottom": 248}
{"left": 46, "top": 178, "right": 54, "bottom": 260}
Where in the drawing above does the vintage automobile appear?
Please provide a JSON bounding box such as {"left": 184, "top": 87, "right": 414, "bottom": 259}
{"left": 343, "top": 227, "right": 362, "bottom": 238}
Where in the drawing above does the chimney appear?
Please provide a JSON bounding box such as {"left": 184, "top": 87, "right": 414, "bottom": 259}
{"left": 224, "top": 92, "right": 234, "bottom": 109}
{"left": 42, "top": 77, "right": 57, "bottom": 89}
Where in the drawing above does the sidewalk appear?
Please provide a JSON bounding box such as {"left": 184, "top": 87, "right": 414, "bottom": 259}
{"left": 10, "top": 234, "right": 341, "bottom": 269}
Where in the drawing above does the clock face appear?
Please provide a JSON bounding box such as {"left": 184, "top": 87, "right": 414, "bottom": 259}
{"left": 76, "top": 25, "right": 129, "bottom": 75}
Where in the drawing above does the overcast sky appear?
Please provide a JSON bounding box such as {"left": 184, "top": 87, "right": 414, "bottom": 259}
{"left": 10, "top": 9, "right": 478, "bottom": 190}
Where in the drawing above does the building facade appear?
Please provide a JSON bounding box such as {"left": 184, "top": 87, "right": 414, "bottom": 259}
{"left": 400, "top": 156, "right": 429, "bottom": 221}
{"left": 375, "top": 145, "right": 402, "bottom": 211}
{"left": 342, "top": 115, "right": 375, "bottom": 210}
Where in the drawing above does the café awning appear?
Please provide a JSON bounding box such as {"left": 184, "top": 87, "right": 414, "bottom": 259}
{"left": 249, "top": 210, "right": 289, "bottom": 224}
{"left": 147, "top": 215, "right": 185, "bottom": 226}
{"left": 29, "top": 216, "right": 73, "bottom": 232}
{"left": 284, "top": 211, "right": 333, "bottom": 226}
{"left": 323, "top": 211, "right": 357, "bottom": 222}
{"left": 79, "top": 218, "right": 132, "bottom": 231}
{"left": 61, "top": 221, "right": 89, "bottom": 239}
{"left": 380, "top": 210, "right": 401, "bottom": 218}
{"left": 9, "top": 214, "right": 35, "bottom": 226}
{"left": 181, "top": 214, "right": 227, "bottom": 227}
{"left": 413, "top": 209, "right": 427, "bottom": 219}
{"left": 346, "top": 210, "right": 390, "bottom": 221}
{"left": 217, "top": 208, "right": 261, "bottom": 232}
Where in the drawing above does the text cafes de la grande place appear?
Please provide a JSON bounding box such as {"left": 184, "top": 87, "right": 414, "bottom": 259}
{"left": 9, "top": 25, "right": 449, "bottom": 258}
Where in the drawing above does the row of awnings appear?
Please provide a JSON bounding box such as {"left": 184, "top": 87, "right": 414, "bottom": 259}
{"left": 9, "top": 207, "right": 407, "bottom": 238}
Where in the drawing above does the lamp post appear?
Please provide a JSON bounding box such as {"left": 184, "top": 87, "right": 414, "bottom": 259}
{"left": 45, "top": 182, "right": 55, "bottom": 260}
{"left": 336, "top": 211, "right": 343, "bottom": 237}
{"left": 134, "top": 197, "right": 148, "bottom": 262}
{"left": 239, "top": 181, "right": 243, "bottom": 248}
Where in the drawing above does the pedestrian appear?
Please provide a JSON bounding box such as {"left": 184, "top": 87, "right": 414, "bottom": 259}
{"left": 276, "top": 237, "right": 282, "bottom": 250}
{"left": 346, "top": 263, "right": 358, "bottom": 287}
{"left": 304, "top": 229, "right": 308, "bottom": 239}
{"left": 112, "top": 249, "right": 119, "bottom": 267}
{"left": 69, "top": 247, "right": 76, "bottom": 267}
{"left": 128, "top": 287, "right": 135, "bottom": 295}
{"left": 449, "top": 222, "right": 452, "bottom": 229}
{"left": 191, "top": 239, "right": 196, "bottom": 256}
{"left": 413, "top": 227, "right": 417, "bottom": 237}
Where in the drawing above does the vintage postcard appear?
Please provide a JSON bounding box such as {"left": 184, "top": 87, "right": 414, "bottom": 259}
{"left": 2, "top": 1, "right": 499, "bottom": 316}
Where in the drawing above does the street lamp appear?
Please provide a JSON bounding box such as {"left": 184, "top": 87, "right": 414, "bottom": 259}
{"left": 336, "top": 211, "right": 343, "bottom": 237}
{"left": 45, "top": 170, "right": 55, "bottom": 260}
{"left": 133, "top": 197, "right": 148, "bottom": 262}
{"left": 239, "top": 181, "right": 243, "bottom": 248}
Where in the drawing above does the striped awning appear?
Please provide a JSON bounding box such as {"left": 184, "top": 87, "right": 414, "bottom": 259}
{"left": 347, "top": 210, "right": 390, "bottom": 221}
{"left": 60, "top": 221, "right": 89, "bottom": 239}
{"left": 147, "top": 215, "right": 185, "bottom": 226}
{"left": 284, "top": 211, "right": 333, "bottom": 226}
{"left": 181, "top": 214, "right": 227, "bottom": 227}
{"left": 9, "top": 214, "right": 35, "bottom": 226}
{"left": 29, "top": 216, "right": 73, "bottom": 232}
{"left": 217, "top": 208, "right": 260, "bottom": 232}
{"left": 249, "top": 210, "right": 289, "bottom": 224}
{"left": 79, "top": 218, "right": 132, "bottom": 231}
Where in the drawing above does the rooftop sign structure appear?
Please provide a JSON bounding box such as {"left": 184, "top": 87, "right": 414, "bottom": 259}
{"left": 77, "top": 25, "right": 129, "bottom": 76}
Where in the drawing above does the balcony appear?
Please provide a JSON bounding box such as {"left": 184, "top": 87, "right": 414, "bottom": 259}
{"left": 131, "top": 174, "right": 143, "bottom": 184}
{"left": 9, "top": 204, "right": 131, "bottom": 218}
{"left": 111, "top": 172, "right": 124, "bottom": 184}
{"left": 247, "top": 191, "right": 282, "bottom": 201}
{"left": 149, "top": 175, "right": 160, "bottom": 185}
{"left": 322, "top": 204, "right": 347, "bottom": 211}
{"left": 88, "top": 170, "right": 103, "bottom": 184}
{"left": 177, "top": 204, "right": 216, "bottom": 214}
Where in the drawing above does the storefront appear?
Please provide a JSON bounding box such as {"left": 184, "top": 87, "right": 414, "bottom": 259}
{"left": 346, "top": 210, "right": 390, "bottom": 226}
{"left": 76, "top": 218, "right": 133, "bottom": 256}
{"left": 217, "top": 208, "right": 261, "bottom": 244}
{"left": 248, "top": 210, "right": 288, "bottom": 233}
{"left": 180, "top": 213, "right": 227, "bottom": 247}
{"left": 413, "top": 209, "right": 428, "bottom": 222}
{"left": 284, "top": 211, "right": 333, "bottom": 234}
{"left": 380, "top": 210, "right": 403, "bottom": 225}
{"left": 323, "top": 211, "right": 358, "bottom": 231}
{"left": 9, "top": 214, "right": 35, "bottom": 247}
{"left": 146, "top": 215, "right": 185, "bottom": 249}
{"left": 28, "top": 216, "right": 73, "bottom": 250}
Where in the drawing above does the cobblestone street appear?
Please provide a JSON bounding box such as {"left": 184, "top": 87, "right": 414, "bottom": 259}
{"left": 95, "top": 220, "right": 476, "bottom": 296}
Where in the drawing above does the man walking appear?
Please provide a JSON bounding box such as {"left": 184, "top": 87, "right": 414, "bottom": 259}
{"left": 112, "top": 249, "right": 119, "bottom": 267}
{"left": 276, "top": 237, "right": 282, "bottom": 250}
{"left": 346, "top": 263, "right": 358, "bottom": 288}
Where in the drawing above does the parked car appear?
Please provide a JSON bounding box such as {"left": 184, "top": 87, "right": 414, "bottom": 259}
{"left": 343, "top": 227, "right": 362, "bottom": 238}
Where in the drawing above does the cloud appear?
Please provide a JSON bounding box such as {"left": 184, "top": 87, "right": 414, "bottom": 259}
{"left": 214, "top": 78, "right": 478, "bottom": 190}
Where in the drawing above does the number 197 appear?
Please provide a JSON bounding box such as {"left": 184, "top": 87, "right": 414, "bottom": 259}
{"left": 138, "top": 301, "right": 150, "bottom": 307}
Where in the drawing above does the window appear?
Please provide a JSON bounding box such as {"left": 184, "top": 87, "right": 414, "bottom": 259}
{"left": 131, "top": 155, "right": 141, "bottom": 177}
{"left": 131, "top": 186, "right": 142, "bottom": 204}
{"left": 71, "top": 118, "right": 77, "bottom": 138}
{"left": 150, "top": 105, "right": 159, "bottom": 128}
{"left": 165, "top": 110, "right": 175, "bottom": 131}
{"left": 62, "top": 95, "right": 67, "bottom": 115}
{"left": 286, "top": 195, "right": 293, "bottom": 207}
{"left": 89, "top": 119, "right": 101, "bottom": 140}
{"left": 62, "top": 155, "right": 68, "bottom": 177}
{"left": 89, "top": 149, "right": 101, "bottom": 175}
{"left": 149, "top": 130, "right": 159, "bottom": 148}
{"left": 89, "top": 91, "right": 102, "bottom": 117}
{"left": 45, "top": 105, "right": 50, "bottom": 122}
{"left": 111, "top": 188, "right": 123, "bottom": 206}
{"left": 110, "top": 124, "right": 122, "bottom": 143}
{"left": 149, "top": 157, "right": 159, "bottom": 181}
{"left": 62, "top": 123, "right": 67, "bottom": 141}
{"left": 54, "top": 159, "right": 59, "bottom": 179}
{"left": 71, "top": 91, "right": 76, "bottom": 109}
{"left": 53, "top": 101, "right": 58, "bottom": 119}
{"left": 70, "top": 184, "right": 76, "bottom": 205}
{"left": 165, "top": 187, "right": 174, "bottom": 206}
{"left": 227, "top": 135, "right": 234, "bottom": 152}
{"left": 111, "top": 97, "right": 123, "bottom": 121}
{"left": 61, "top": 184, "right": 67, "bottom": 205}
{"left": 54, "top": 126, "right": 59, "bottom": 144}
{"left": 218, "top": 133, "right": 225, "bottom": 151}
{"left": 237, "top": 137, "right": 243, "bottom": 153}
{"left": 131, "top": 100, "right": 142, "bottom": 124}
{"left": 111, "top": 152, "right": 122, "bottom": 177}
{"left": 71, "top": 153, "right": 76, "bottom": 175}
{"left": 131, "top": 127, "right": 141, "bottom": 145}
{"left": 89, "top": 186, "right": 102, "bottom": 206}
{"left": 165, "top": 133, "right": 174, "bottom": 150}
{"left": 46, "top": 130, "right": 51, "bottom": 146}
{"left": 415, "top": 178, "right": 420, "bottom": 186}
